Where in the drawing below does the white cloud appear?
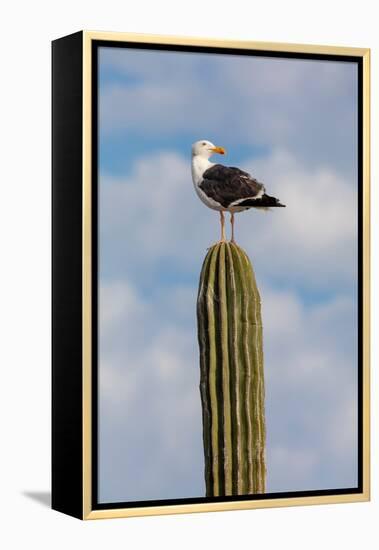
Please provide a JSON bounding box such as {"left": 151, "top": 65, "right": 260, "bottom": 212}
{"left": 98, "top": 276, "right": 358, "bottom": 501}
{"left": 237, "top": 149, "right": 357, "bottom": 290}
{"left": 100, "top": 148, "right": 357, "bottom": 292}
{"left": 99, "top": 49, "right": 357, "bottom": 174}
{"left": 98, "top": 279, "right": 204, "bottom": 502}
{"left": 262, "top": 285, "right": 357, "bottom": 492}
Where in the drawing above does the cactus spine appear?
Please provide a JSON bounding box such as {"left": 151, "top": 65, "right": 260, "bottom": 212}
{"left": 197, "top": 242, "right": 266, "bottom": 496}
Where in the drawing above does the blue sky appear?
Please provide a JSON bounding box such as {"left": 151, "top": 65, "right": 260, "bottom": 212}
{"left": 98, "top": 46, "right": 358, "bottom": 503}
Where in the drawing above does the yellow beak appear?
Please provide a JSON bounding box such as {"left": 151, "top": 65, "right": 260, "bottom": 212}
{"left": 210, "top": 146, "right": 226, "bottom": 155}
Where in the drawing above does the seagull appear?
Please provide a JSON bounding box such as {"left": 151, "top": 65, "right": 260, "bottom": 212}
{"left": 191, "top": 139, "right": 285, "bottom": 242}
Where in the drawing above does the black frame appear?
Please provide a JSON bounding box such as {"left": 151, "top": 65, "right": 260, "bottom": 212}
{"left": 52, "top": 31, "right": 83, "bottom": 519}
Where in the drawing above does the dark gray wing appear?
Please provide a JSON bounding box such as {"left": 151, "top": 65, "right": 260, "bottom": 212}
{"left": 200, "top": 164, "right": 265, "bottom": 208}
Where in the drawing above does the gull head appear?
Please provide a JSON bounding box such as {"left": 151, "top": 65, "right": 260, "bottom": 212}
{"left": 191, "top": 140, "right": 226, "bottom": 159}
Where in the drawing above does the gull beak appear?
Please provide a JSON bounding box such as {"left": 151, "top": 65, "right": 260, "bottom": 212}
{"left": 210, "top": 146, "right": 226, "bottom": 155}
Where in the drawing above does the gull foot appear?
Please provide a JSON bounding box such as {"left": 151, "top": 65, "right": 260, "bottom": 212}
{"left": 206, "top": 239, "right": 227, "bottom": 250}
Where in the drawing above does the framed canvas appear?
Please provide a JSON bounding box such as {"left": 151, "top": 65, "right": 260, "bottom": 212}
{"left": 52, "top": 31, "right": 370, "bottom": 520}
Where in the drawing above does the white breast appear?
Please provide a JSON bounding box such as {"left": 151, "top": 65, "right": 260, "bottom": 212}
{"left": 191, "top": 156, "right": 224, "bottom": 211}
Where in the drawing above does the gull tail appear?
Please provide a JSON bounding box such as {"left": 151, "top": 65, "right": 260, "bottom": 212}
{"left": 239, "top": 194, "right": 286, "bottom": 208}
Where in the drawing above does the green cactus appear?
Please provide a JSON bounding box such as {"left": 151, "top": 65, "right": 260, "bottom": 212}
{"left": 197, "top": 242, "right": 266, "bottom": 497}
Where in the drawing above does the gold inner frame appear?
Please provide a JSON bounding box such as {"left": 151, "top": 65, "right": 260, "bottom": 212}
{"left": 82, "top": 31, "right": 371, "bottom": 520}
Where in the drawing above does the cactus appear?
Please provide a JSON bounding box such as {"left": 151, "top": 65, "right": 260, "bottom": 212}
{"left": 197, "top": 242, "right": 266, "bottom": 496}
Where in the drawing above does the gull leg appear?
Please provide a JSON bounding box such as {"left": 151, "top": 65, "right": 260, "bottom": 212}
{"left": 230, "top": 212, "right": 235, "bottom": 243}
{"left": 207, "top": 211, "right": 227, "bottom": 249}
{"left": 220, "top": 211, "right": 226, "bottom": 242}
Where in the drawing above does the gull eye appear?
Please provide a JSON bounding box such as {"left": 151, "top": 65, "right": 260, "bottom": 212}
{"left": 202, "top": 142, "right": 206, "bottom": 145}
